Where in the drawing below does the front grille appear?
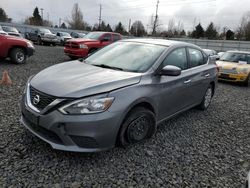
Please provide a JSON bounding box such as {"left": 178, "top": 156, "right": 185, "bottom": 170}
{"left": 23, "top": 113, "right": 63, "bottom": 144}
{"left": 65, "top": 42, "right": 79, "bottom": 49}
{"left": 70, "top": 135, "right": 98, "bottom": 148}
{"left": 220, "top": 68, "right": 238, "bottom": 74}
{"left": 30, "top": 86, "right": 56, "bottom": 111}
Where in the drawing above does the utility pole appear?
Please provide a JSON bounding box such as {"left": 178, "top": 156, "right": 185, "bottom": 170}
{"left": 98, "top": 4, "right": 102, "bottom": 30}
{"left": 47, "top": 12, "right": 49, "bottom": 22}
{"left": 128, "top": 19, "right": 131, "bottom": 33}
{"left": 152, "top": 0, "right": 159, "bottom": 36}
{"left": 59, "top": 18, "right": 62, "bottom": 27}
{"left": 40, "top": 8, "right": 44, "bottom": 21}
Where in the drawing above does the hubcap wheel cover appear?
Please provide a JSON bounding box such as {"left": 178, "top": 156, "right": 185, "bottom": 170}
{"left": 127, "top": 116, "right": 150, "bottom": 143}
{"left": 204, "top": 88, "right": 212, "bottom": 108}
{"left": 16, "top": 52, "right": 24, "bottom": 62}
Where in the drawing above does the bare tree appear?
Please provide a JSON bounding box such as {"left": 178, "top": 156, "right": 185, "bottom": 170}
{"left": 237, "top": 11, "right": 250, "bottom": 40}
{"left": 67, "top": 3, "right": 87, "bottom": 30}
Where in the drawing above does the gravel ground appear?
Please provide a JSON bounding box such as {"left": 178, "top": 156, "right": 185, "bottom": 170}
{"left": 0, "top": 45, "right": 250, "bottom": 187}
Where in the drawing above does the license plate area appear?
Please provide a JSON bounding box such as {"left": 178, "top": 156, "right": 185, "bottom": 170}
{"left": 220, "top": 73, "right": 230, "bottom": 78}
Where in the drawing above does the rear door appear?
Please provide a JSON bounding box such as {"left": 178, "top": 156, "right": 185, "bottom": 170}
{"left": 185, "top": 47, "right": 213, "bottom": 105}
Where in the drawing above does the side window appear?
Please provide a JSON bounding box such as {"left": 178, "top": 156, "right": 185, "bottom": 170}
{"left": 113, "top": 34, "right": 121, "bottom": 42}
{"left": 246, "top": 54, "right": 250, "bottom": 64}
{"left": 188, "top": 48, "right": 205, "bottom": 68}
{"left": 102, "top": 34, "right": 112, "bottom": 41}
{"left": 56, "top": 32, "right": 60, "bottom": 36}
{"left": 162, "top": 48, "right": 188, "bottom": 70}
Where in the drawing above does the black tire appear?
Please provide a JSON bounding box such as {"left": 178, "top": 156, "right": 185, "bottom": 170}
{"left": 198, "top": 85, "right": 213, "bottom": 110}
{"left": 10, "top": 48, "right": 26, "bottom": 64}
{"left": 118, "top": 107, "right": 156, "bottom": 147}
{"left": 244, "top": 74, "right": 250, "bottom": 87}
{"left": 68, "top": 56, "right": 78, "bottom": 60}
{"left": 37, "top": 37, "right": 42, "bottom": 45}
{"left": 88, "top": 48, "right": 97, "bottom": 55}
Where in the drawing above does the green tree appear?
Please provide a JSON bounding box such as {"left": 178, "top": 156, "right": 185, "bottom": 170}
{"left": 60, "top": 22, "right": 67, "bottom": 29}
{"left": 192, "top": 23, "right": 204, "bottom": 38}
{"left": 115, "top": 22, "right": 127, "bottom": 35}
{"left": 180, "top": 29, "right": 186, "bottom": 37}
{"left": 205, "top": 22, "right": 218, "bottom": 39}
{"left": 0, "top": 7, "right": 8, "bottom": 22}
{"left": 226, "top": 30, "right": 234, "bottom": 40}
{"left": 106, "top": 24, "right": 113, "bottom": 32}
{"left": 130, "top": 20, "right": 146, "bottom": 37}
{"left": 24, "top": 7, "right": 42, "bottom": 25}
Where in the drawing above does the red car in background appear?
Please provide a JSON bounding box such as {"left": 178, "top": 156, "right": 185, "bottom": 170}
{"left": 64, "top": 32, "right": 122, "bottom": 59}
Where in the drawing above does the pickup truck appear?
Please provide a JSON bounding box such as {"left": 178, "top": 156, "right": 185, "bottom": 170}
{"left": 0, "top": 33, "right": 35, "bottom": 64}
{"left": 26, "top": 28, "right": 58, "bottom": 45}
{"left": 64, "top": 32, "right": 122, "bottom": 59}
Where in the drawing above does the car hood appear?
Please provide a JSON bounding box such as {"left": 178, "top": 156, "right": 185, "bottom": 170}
{"left": 68, "top": 38, "right": 98, "bottom": 43}
{"left": 6, "top": 35, "right": 29, "bottom": 42}
{"left": 217, "top": 61, "right": 250, "bottom": 70}
{"left": 43, "top": 33, "right": 56, "bottom": 38}
{"left": 30, "top": 61, "right": 142, "bottom": 98}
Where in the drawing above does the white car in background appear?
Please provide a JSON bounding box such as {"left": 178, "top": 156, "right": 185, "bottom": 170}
{"left": 0, "top": 25, "right": 8, "bottom": 35}
{"left": 56, "top": 32, "right": 72, "bottom": 45}
{"left": 203, "top": 49, "right": 220, "bottom": 60}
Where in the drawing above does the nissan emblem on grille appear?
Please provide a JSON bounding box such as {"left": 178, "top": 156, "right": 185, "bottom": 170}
{"left": 33, "top": 95, "right": 40, "bottom": 105}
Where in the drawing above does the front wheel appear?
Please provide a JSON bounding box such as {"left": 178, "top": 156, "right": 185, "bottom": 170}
{"left": 10, "top": 48, "right": 26, "bottom": 64}
{"left": 118, "top": 107, "right": 156, "bottom": 147}
{"left": 244, "top": 74, "right": 250, "bottom": 87}
{"left": 198, "top": 85, "right": 213, "bottom": 110}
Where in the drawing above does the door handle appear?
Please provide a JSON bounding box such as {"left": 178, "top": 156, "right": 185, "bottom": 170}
{"left": 184, "top": 79, "right": 191, "bottom": 84}
{"left": 204, "top": 73, "right": 210, "bottom": 77}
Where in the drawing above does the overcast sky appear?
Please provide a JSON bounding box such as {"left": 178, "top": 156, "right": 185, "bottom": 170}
{"left": 1, "top": 0, "right": 249, "bottom": 32}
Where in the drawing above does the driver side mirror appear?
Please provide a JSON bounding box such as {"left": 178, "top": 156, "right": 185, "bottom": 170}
{"left": 159, "top": 65, "right": 181, "bottom": 76}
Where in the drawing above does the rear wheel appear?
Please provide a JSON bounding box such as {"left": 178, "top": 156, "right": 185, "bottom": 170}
{"left": 198, "top": 85, "right": 213, "bottom": 110}
{"left": 118, "top": 107, "right": 156, "bottom": 147}
{"left": 10, "top": 48, "right": 26, "bottom": 64}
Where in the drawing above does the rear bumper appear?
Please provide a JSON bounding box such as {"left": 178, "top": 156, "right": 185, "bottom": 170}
{"left": 64, "top": 48, "right": 88, "bottom": 58}
{"left": 20, "top": 95, "right": 122, "bottom": 152}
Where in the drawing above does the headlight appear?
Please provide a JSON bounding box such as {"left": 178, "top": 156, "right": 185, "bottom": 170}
{"left": 27, "top": 41, "right": 34, "bottom": 48}
{"left": 239, "top": 68, "right": 249, "bottom": 74}
{"left": 79, "top": 44, "right": 88, "bottom": 49}
{"left": 59, "top": 97, "right": 114, "bottom": 115}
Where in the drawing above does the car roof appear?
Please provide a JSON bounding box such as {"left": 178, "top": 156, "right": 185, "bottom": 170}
{"left": 90, "top": 31, "right": 121, "bottom": 35}
{"left": 227, "top": 50, "right": 250, "bottom": 54}
{"left": 122, "top": 38, "right": 197, "bottom": 47}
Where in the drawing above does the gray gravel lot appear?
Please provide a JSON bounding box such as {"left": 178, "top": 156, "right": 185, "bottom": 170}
{"left": 0, "top": 45, "right": 250, "bottom": 187}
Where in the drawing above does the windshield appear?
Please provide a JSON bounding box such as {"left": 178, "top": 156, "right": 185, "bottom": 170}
{"left": 85, "top": 41, "right": 167, "bottom": 73}
{"left": 78, "top": 33, "right": 85, "bottom": 38}
{"left": 83, "top": 32, "right": 104, "bottom": 40}
{"left": 39, "top": 28, "right": 52, "bottom": 34}
{"left": 2, "top": 26, "right": 18, "bottom": 33}
{"left": 61, "top": 32, "right": 70, "bottom": 36}
{"left": 220, "top": 52, "right": 250, "bottom": 64}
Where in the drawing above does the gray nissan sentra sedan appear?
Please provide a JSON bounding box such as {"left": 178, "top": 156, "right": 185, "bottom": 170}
{"left": 20, "top": 39, "right": 218, "bottom": 152}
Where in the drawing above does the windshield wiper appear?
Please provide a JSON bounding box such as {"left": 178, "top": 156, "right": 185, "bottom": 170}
{"left": 92, "top": 64, "right": 124, "bottom": 71}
